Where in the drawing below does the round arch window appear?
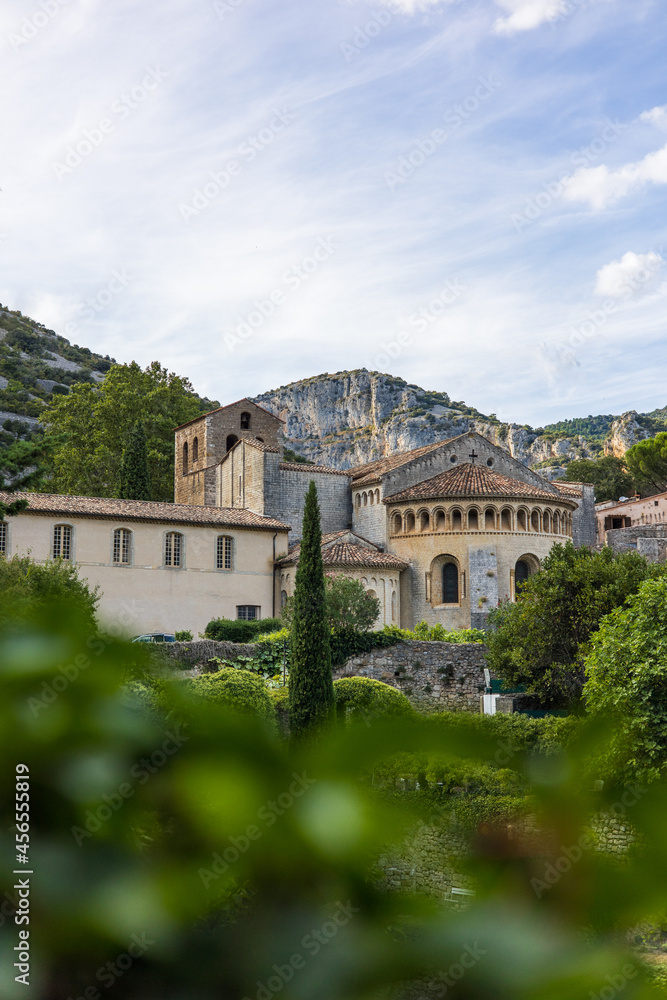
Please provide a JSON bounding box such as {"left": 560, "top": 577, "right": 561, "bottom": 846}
{"left": 515, "top": 559, "right": 530, "bottom": 593}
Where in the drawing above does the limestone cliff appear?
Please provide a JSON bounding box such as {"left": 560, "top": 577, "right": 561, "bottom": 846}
{"left": 253, "top": 370, "right": 601, "bottom": 474}
{"left": 604, "top": 411, "right": 650, "bottom": 458}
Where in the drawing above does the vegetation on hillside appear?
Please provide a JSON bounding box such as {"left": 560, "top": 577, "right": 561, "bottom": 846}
{"left": 564, "top": 455, "right": 636, "bottom": 502}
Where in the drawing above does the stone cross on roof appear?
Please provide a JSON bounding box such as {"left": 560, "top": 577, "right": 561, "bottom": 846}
{"left": 469, "top": 449, "right": 479, "bottom": 464}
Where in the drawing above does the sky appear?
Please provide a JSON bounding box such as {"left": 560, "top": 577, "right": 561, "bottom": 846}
{"left": 1, "top": 0, "right": 666, "bottom": 427}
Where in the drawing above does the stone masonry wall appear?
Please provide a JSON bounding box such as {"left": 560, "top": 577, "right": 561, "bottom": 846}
{"left": 274, "top": 466, "right": 352, "bottom": 542}
{"left": 333, "top": 639, "right": 488, "bottom": 712}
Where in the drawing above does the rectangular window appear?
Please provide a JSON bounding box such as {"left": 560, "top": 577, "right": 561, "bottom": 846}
{"left": 113, "top": 529, "right": 132, "bottom": 565}
{"left": 216, "top": 535, "right": 233, "bottom": 570}
{"left": 0, "top": 521, "right": 6, "bottom": 556}
{"left": 165, "top": 532, "right": 182, "bottom": 568}
{"left": 53, "top": 525, "right": 72, "bottom": 560}
{"left": 237, "top": 605, "right": 259, "bottom": 621}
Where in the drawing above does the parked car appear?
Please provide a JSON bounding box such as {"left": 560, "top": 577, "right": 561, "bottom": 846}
{"left": 131, "top": 633, "right": 176, "bottom": 643}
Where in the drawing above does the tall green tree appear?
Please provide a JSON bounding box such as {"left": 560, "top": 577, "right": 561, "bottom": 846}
{"left": 40, "top": 361, "right": 217, "bottom": 502}
{"left": 119, "top": 420, "right": 151, "bottom": 500}
{"left": 563, "top": 456, "right": 635, "bottom": 503}
{"left": 625, "top": 432, "right": 667, "bottom": 495}
{"left": 288, "top": 481, "right": 335, "bottom": 736}
{"left": 584, "top": 575, "right": 667, "bottom": 784}
{"left": 486, "top": 542, "right": 655, "bottom": 708}
{"left": 0, "top": 436, "right": 51, "bottom": 518}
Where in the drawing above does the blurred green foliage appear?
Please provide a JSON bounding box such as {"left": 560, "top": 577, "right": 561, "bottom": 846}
{"left": 3, "top": 597, "right": 667, "bottom": 998}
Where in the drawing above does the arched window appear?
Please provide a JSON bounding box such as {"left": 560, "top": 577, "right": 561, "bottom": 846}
{"left": 0, "top": 521, "right": 7, "bottom": 557}
{"left": 391, "top": 512, "right": 402, "bottom": 534}
{"left": 375, "top": 489, "right": 380, "bottom": 504}
{"left": 543, "top": 511, "right": 551, "bottom": 533}
{"left": 363, "top": 492, "right": 368, "bottom": 506}
{"left": 485, "top": 507, "right": 495, "bottom": 530}
{"left": 240, "top": 412, "right": 251, "bottom": 429}
{"left": 531, "top": 510, "right": 541, "bottom": 532}
{"left": 554, "top": 511, "right": 561, "bottom": 534}
{"left": 369, "top": 491, "right": 374, "bottom": 505}
{"left": 256, "top": 436, "right": 264, "bottom": 443}
{"left": 442, "top": 563, "right": 459, "bottom": 604}
{"left": 216, "top": 535, "right": 233, "bottom": 570}
{"left": 226, "top": 434, "right": 238, "bottom": 452}
{"left": 182, "top": 441, "right": 188, "bottom": 474}
{"left": 53, "top": 524, "right": 72, "bottom": 560}
{"left": 501, "top": 507, "right": 512, "bottom": 530}
{"left": 192, "top": 437, "right": 199, "bottom": 462}
{"left": 356, "top": 494, "right": 362, "bottom": 508}
{"left": 405, "top": 511, "right": 416, "bottom": 533}
{"left": 391, "top": 591, "right": 397, "bottom": 622}
{"left": 515, "top": 559, "right": 530, "bottom": 594}
{"left": 281, "top": 590, "right": 288, "bottom": 609}
{"left": 113, "top": 528, "right": 132, "bottom": 565}
{"left": 419, "top": 510, "right": 430, "bottom": 532}
{"left": 468, "top": 508, "right": 479, "bottom": 530}
{"left": 165, "top": 531, "right": 183, "bottom": 568}
{"left": 517, "top": 509, "right": 527, "bottom": 531}
{"left": 435, "top": 509, "right": 446, "bottom": 532}
{"left": 452, "top": 509, "right": 462, "bottom": 531}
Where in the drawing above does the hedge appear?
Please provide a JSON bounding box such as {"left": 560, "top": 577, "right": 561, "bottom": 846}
{"left": 203, "top": 617, "right": 284, "bottom": 643}
{"left": 333, "top": 677, "right": 413, "bottom": 722}
{"left": 188, "top": 668, "right": 277, "bottom": 728}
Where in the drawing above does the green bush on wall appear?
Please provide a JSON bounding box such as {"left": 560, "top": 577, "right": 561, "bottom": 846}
{"left": 334, "top": 677, "right": 414, "bottom": 723}
{"left": 203, "top": 617, "right": 283, "bottom": 643}
{"left": 188, "top": 667, "right": 278, "bottom": 728}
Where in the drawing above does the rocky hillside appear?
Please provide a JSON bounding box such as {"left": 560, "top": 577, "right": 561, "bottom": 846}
{"left": 254, "top": 370, "right": 658, "bottom": 477}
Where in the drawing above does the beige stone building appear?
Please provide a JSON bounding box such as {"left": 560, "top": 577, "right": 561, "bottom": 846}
{"left": 0, "top": 492, "right": 289, "bottom": 636}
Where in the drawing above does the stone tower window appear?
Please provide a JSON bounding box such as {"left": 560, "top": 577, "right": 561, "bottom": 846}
{"left": 442, "top": 563, "right": 459, "bottom": 604}
{"left": 240, "top": 412, "right": 251, "bottom": 429}
{"left": 192, "top": 437, "right": 199, "bottom": 462}
{"left": 226, "top": 434, "right": 238, "bottom": 452}
{"left": 182, "top": 441, "right": 188, "bottom": 474}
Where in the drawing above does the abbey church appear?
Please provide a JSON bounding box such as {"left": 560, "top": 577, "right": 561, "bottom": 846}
{"left": 174, "top": 398, "right": 595, "bottom": 631}
{"left": 0, "top": 395, "right": 595, "bottom": 636}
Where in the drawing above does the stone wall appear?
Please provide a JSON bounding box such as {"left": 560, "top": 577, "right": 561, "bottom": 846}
{"left": 273, "top": 465, "right": 351, "bottom": 542}
{"left": 605, "top": 523, "right": 667, "bottom": 561}
{"left": 570, "top": 482, "right": 596, "bottom": 549}
{"left": 161, "top": 638, "right": 261, "bottom": 670}
{"left": 333, "top": 639, "right": 488, "bottom": 712}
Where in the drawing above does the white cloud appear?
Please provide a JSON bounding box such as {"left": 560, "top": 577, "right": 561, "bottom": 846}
{"left": 563, "top": 143, "right": 667, "bottom": 209}
{"left": 595, "top": 251, "right": 663, "bottom": 298}
{"left": 640, "top": 105, "right": 667, "bottom": 131}
{"left": 492, "top": 0, "right": 569, "bottom": 35}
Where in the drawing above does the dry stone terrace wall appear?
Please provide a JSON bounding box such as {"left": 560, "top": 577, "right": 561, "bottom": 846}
{"left": 163, "top": 638, "right": 488, "bottom": 712}
{"left": 333, "top": 639, "right": 488, "bottom": 712}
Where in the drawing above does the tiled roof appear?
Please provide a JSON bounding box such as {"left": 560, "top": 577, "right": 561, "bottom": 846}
{"left": 384, "top": 464, "right": 571, "bottom": 504}
{"left": 173, "top": 397, "right": 285, "bottom": 432}
{"left": 2, "top": 492, "right": 290, "bottom": 531}
{"left": 279, "top": 462, "right": 349, "bottom": 477}
{"left": 552, "top": 481, "right": 585, "bottom": 498}
{"left": 348, "top": 437, "right": 459, "bottom": 487}
{"left": 277, "top": 530, "right": 407, "bottom": 569}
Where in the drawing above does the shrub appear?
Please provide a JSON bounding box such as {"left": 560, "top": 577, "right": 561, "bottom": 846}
{"left": 188, "top": 667, "right": 277, "bottom": 728}
{"left": 0, "top": 554, "right": 99, "bottom": 631}
{"left": 203, "top": 617, "right": 283, "bottom": 643}
{"left": 334, "top": 677, "right": 413, "bottom": 723}
{"left": 175, "top": 629, "right": 193, "bottom": 642}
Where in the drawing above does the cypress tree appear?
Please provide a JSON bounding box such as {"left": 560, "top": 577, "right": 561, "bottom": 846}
{"left": 289, "top": 481, "right": 334, "bottom": 736}
{"left": 119, "top": 421, "right": 151, "bottom": 500}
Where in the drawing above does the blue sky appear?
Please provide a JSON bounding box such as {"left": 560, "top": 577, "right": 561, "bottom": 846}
{"left": 1, "top": 0, "right": 666, "bottom": 426}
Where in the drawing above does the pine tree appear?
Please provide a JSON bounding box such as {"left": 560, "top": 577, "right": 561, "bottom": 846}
{"left": 288, "top": 481, "right": 334, "bottom": 736}
{"left": 119, "top": 421, "right": 151, "bottom": 500}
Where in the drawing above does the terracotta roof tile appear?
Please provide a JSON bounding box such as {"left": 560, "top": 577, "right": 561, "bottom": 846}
{"left": 277, "top": 530, "right": 407, "bottom": 569}
{"left": 384, "top": 464, "right": 570, "bottom": 504}
{"left": 552, "top": 481, "right": 585, "bottom": 497}
{"left": 2, "top": 492, "right": 290, "bottom": 531}
{"left": 279, "top": 462, "right": 349, "bottom": 476}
